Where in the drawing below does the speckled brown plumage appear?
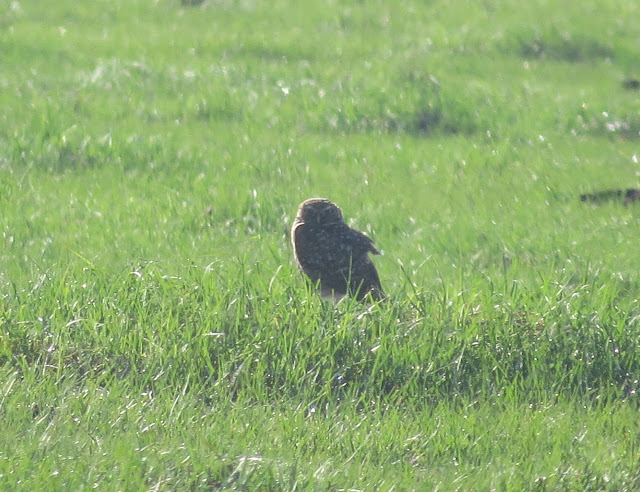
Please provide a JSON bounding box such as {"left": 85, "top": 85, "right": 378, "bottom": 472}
{"left": 291, "top": 198, "right": 385, "bottom": 302}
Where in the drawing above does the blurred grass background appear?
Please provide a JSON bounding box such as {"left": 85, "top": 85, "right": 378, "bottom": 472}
{"left": 1, "top": 0, "right": 640, "bottom": 489}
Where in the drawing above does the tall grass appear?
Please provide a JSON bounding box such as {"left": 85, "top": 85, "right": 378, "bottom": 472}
{"left": 2, "top": 0, "right": 640, "bottom": 489}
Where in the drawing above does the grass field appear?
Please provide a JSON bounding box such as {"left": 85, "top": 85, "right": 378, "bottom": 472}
{"left": 2, "top": 0, "right": 640, "bottom": 489}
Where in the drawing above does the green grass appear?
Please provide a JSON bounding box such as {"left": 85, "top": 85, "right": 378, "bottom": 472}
{"left": 2, "top": 0, "right": 640, "bottom": 489}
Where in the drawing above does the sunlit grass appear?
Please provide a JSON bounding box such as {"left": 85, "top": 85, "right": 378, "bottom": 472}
{"left": 1, "top": 0, "right": 640, "bottom": 489}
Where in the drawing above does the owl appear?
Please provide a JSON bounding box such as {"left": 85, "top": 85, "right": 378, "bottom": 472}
{"left": 291, "top": 198, "right": 385, "bottom": 302}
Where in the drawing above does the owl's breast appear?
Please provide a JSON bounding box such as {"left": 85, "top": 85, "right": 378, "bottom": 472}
{"left": 292, "top": 223, "right": 347, "bottom": 273}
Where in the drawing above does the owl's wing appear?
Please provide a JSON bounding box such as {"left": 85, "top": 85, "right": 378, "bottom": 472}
{"left": 350, "top": 254, "right": 385, "bottom": 301}
{"left": 347, "top": 226, "right": 381, "bottom": 255}
{"left": 292, "top": 220, "right": 384, "bottom": 301}
{"left": 337, "top": 226, "right": 384, "bottom": 301}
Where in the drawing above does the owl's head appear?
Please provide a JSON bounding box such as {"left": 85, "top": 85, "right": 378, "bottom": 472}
{"left": 297, "top": 198, "right": 344, "bottom": 225}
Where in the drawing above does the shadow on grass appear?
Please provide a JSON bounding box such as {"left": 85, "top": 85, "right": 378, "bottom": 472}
{"left": 518, "top": 36, "right": 614, "bottom": 62}
{"left": 502, "top": 27, "right": 614, "bottom": 63}
{"left": 315, "top": 71, "right": 483, "bottom": 138}
{"left": 580, "top": 188, "right": 640, "bottom": 206}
